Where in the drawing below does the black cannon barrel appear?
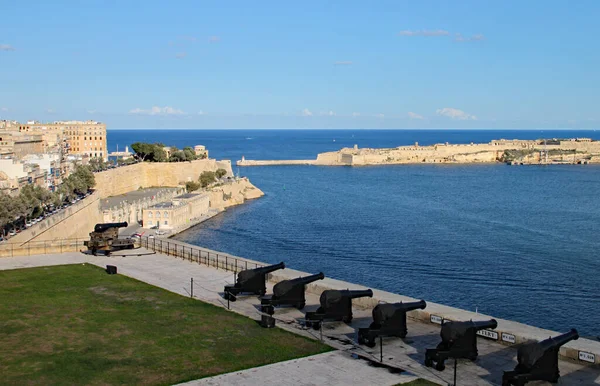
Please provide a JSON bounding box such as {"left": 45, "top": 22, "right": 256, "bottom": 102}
{"left": 471, "top": 319, "right": 498, "bottom": 331}
{"left": 541, "top": 328, "right": 579, "bottom": 350}
{"left": 287, "top": 272, "right": 325, "bottom": 286}
{"left": 94, "top": 222, "right": 128, "bottom": 233}
{"left": 252, "top": 261, "right": 285, "bottom": 274}
{"left": 398, "top": 299, "right": 427, "bottom": 312}
{"left": 341, "top": 289, "right": 374, "bottom": 299}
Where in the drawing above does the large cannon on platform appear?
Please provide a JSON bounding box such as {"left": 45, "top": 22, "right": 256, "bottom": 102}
{"left": 224, "top": 262, "right": 285, "bottom": 300}
{"left": 425, "top": 318, "right": 498, "bottom": 371}
{"left": 261, "top": 272, "right": 325, "bottom": 310}
{"left": 304, "top": 289, "right": 373, "bottom": 330}
{"left": 502, "top": 329, "right": 579, "bottom": 386}
{"left": 84, "top": 222, "right": 135, "bottom": 255}
{"left": 358, "top": 300, "right": 426, "bottom": 347}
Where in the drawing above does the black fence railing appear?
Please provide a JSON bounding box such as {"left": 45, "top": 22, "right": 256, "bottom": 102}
{"left": 140, "top": 236, "right": 264, "bottom": 273}
{"left": 0, "top": 238, "right": 87, "bottom": 258}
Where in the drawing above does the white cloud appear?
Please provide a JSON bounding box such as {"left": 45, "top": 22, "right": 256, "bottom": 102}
{"left": 352, "top": 112, "right": 360, "bottom": 117}
{"left": 334, "top": 61, "right": 352, "bottom": 66}
{"left": 208, "top": 36, "right": 221, "bottom": 43}
{"left": 0, "top": 44, "right": 15, "bottom": 51}
{"left": 399, "top": 30, "right": 449, "bottom": 37}
{"left": 129, "top": 106, "right": 186, "bottom": 116}
{"left": 46, "top": 108, "right": 55, "bottom": 114}
{"left": 197, "top": 110, "right": 205, "bottom": 115}
{"left": 455, "top": 33, "right": 485, "bottom": 42}
{"left": 175, "top": 52, "right": 187, "bottom": 59}
{"left": 1, "top": 107, "right": 8, "bottom": 112}
{"left": 321, "top": 110, "right": 336, "bottom": 116}
{"left": 87, "top": 109, "right": 97, "bottom": 114}
{"left": 375, "top": 113, "right": 385, "bottom": 118}
{"left": 436, "top": 107, "right": 477, "bottom": 120}
{"left": 301, "top": 108, "right": 313, "bottom": 117}
{"left": 408, "top": 112, "right": 424, "bottom": 120}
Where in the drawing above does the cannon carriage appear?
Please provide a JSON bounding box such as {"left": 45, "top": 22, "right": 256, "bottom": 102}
{"left": 84, "top": 222, "right": 135, "bottom": 256}
{"left": 502, "top": 329, "right": 579, "bottom": 386}
{"left": 358, "top": 300, "right": 426, "bottom": 347}
{"left": 425, "top": 318, "right": 498, "bottom": 371}
{"left": 261, "top": 272, "right": 325, "bottom": 311}
{"left": 304, "top": 289, "right": 373, "bottom": 330}
{"left": 224, "top": 262, "right": 285, "bottom": 300}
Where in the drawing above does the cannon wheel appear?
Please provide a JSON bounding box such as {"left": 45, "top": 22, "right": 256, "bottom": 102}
{"left": 366, "top": 338, "right": 376, "bottom": 348}
{"left": 424, "top": 357, "right": 433, "bottom": 368}
{"left": 312, "top": 321, "right": 321, "bottom": 331}
{"left": 435, "top": 361, "right": 445, "bottom": 371}
{"left": 91, "top": 248, "right": 97, "bottom": 256}
{"left": 295, "top": 302, "right": 305, "bottom": 310}
{"left": 342, "top": 315, "right": 352, "bottom": 323}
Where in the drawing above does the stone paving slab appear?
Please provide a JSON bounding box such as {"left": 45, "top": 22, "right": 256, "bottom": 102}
{"left": 1, "top": 251, "right": 599, "bottom": 386}
{"left": 177, "top": 351, "right": 418, "bottom": 386}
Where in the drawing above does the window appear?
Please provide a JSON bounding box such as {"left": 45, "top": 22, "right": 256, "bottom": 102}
{"left": 164, "top": 221, "right": 168, "bottom": 225}
{"left": 148, "top": 211, "right": 153, "bottom": 218}
{"left": 163, "top": 211, "right": 168, "bottom": 218}
{"left": 156, "top": 212, "right": 161, "bottom": 218}
{"left": 148, "top": 220, "right": 152, "bottom": 225}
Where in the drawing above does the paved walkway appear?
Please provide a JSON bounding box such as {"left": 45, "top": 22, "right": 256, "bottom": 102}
{"left": 1, "top": 251, "right": 599, "bottom": 386}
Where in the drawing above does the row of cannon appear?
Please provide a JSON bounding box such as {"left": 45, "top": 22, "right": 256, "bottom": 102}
{"left": 222, "top": 262, "right": 580, "bottom": 386}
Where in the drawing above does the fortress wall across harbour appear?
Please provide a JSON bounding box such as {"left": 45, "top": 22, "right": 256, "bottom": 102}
{"left": 94, "top": 159, "right": 233, "bottom": 198}
{"left": 142, "top": 237, "right": 600, "bottom": 367}
{"left": 237, "top": 138, "right": 600, "bottom": 166}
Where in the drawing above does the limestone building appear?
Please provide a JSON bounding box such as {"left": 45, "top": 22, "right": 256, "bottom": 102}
{"left": 142, "top": 193, "right": 210, "bottom": 230}
{"left": 26, "top": 121, "right": 108, "bottom": 160}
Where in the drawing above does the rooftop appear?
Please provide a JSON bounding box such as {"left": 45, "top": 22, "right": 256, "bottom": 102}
{"left": 175, "top": 193, "right": 200, "bottom": 199}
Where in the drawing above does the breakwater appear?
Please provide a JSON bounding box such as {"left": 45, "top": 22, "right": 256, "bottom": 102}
{"left": 138, "top": 235, "right": 600, "bottom": 366}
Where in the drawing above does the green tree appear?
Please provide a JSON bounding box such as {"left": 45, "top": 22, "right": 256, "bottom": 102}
{"left": 131, "top": 142, "right": 167, "bottom": 162}
{"left": 185, "top": 181, "right": 201, "bottom": 192}
{"left": 169, "top": 151, "right": 187, "bottom": 162}
{"left": 182, "top": 147, "right": 197, "bottom": 161}
{"left": 215, "top": 168, "right": 227, "bottom": 179}
{"left": 199, "top": 171, "right": 216, "bottom": 188}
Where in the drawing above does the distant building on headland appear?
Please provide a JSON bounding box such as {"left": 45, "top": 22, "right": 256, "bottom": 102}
{"left": 142, "top": 193, "right": 210, "bottom": 230}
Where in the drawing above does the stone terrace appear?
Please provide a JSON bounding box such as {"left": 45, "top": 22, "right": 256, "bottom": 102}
{"left": 1, "top": 250, "right": 599, "bottom": 385}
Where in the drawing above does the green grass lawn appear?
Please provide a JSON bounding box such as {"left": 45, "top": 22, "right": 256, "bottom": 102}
{"left": 0, "top": 264, "right": 330, "bottom": 385}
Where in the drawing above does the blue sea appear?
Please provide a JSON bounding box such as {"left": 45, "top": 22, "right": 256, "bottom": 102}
{"left": 108, "top": 129, "right": 600, "bottom": 337}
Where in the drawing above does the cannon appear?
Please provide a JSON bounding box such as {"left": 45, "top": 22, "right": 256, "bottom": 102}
{"left": 84, "top": 222, "right": 134, "bottom": 255}
{"left": 304, "top": 289, "right": 373, "bottom": 330}
{"left": 358, "top": 300, "right": 426, "bottom": 347}
{"left": 502, "top": 329, "right": 579, "bottom": 386}
{"left": 223, "top": 262, "right": 285, "bottom": 300}
{"left": 261, "top": 272, "right": 325, "bottom": 310}
{"left": 425, "top": 318, "right": 498, "bottom": 371}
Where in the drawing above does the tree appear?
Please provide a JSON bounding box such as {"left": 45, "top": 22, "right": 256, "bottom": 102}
{"left": 169, "top": 151, "right": 187, "bottom": 162}
{"left": 131, "top": 142, "right": 167, "bottom": 162}
{"left": 199, "top": 171, "right": 216, "bottom": 188}
{"left": 215, "top": 168, "right": 227, "bottom": 179}
{"left": 183, "top": 147, "right": 197, "bottom": 161}
{"left": 185, "top": 181, "right": 201, "bottom": 192}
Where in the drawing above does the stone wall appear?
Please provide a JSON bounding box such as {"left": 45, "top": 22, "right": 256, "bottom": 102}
{"left": 94, "top": 159, "right": 234, "bottom": 198}
{"left": 8, "top": 191, "right": 104, "bottom": 243}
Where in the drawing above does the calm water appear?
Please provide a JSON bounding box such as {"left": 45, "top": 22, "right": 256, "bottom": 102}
{"left": 108, "top": 129, "right": 600, "bottom": 337}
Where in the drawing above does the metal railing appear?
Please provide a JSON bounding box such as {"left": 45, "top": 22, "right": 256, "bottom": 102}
{"left": 140, "top": 236, "right": 264, "bottom": 273}
{"left": 0, "top": 238, "right": 87, "bottom": 258}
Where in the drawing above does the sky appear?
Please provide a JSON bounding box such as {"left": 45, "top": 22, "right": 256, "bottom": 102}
{"left": 1, "top": 1, "right": 599, "bottom": 129}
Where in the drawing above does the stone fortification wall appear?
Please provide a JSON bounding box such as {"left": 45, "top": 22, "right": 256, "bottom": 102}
{"left": 94, "top": 159, "right": 233, "bottom": 198}
{"left": 138, "top": 236, "right": 600, "bottom": 366}
{"left": 7, "top": 191, "right": 103, "bottom": 243}
{"left": 208, "top": 177, "right": 265, "bottom": 210}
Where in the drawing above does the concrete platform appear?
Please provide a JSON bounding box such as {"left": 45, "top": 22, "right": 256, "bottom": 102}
{"left": 1, "top": 251, "right": 599, "bottom": 386}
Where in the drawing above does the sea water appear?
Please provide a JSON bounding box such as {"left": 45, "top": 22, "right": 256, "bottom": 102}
{"left": 108, "top": 129, "right": 600, "bottom": 337}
